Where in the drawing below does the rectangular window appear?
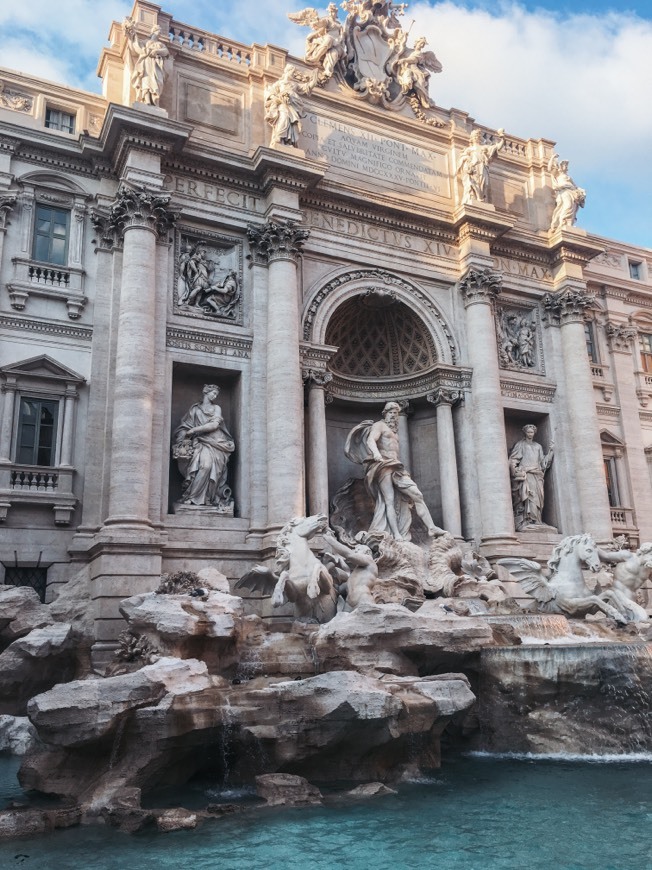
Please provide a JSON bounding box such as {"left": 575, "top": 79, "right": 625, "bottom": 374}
{"left": 629, "top": 261, "right": 642, "bottom": 280}
{"left": 45, "top": 107, "right": 75, "bottom": 134}
{"left": 584, "top": 322, "right": 598, "bottom": 363}
{"left": 641, "top": 333, "right": 652, "bottom": 373}
{"left": 4, "top": 567, "right": 48, "bottom": 603}
{"left": 16, "top": 397, "right": 58, "bottom": 466}
{"left": 604, "top": 457, "right": 620, "bottom": 507}
{"left": 32, "top": 205, "right": 70, "bottom": 266}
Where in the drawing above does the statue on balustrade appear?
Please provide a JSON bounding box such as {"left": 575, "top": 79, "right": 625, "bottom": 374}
{"left": 457, "top": 129, "right": 505, "bottom": 205}
{"left": 548, "top": 153, "right": 586, "bottom": 231}
{"left": 264, "top": 64, "right": 318, "bottom": 147}
{"left": 345, "top": 401, "right": 444, "bottom": 541}
{"left": 288, "top": 4, "right": 346, "bottom": 83}
{"left": 508, "top": 424, "right": 554, "bottom": 531}
{"left": 124, "top": 18, "right": 170, "bottom": 107}
{"left": 172, "top": 384, "right": 234, "bottom": 512}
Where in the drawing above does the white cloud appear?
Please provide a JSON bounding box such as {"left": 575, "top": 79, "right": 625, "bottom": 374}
{"left": 2, "top": 1, "right": 649, "bottom": 244}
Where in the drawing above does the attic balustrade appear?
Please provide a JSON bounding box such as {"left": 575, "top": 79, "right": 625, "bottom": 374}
{"left": 168, "top": 22, "right": 251, "bottom": 64}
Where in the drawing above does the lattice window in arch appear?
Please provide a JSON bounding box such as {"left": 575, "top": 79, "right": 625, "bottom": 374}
{"left": 325, "top": 295, "right": 437, "bottom": 378}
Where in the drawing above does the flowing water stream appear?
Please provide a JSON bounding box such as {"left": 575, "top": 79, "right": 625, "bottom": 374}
{"left": 1, "top": 753, "right": 650, "bottom": 870}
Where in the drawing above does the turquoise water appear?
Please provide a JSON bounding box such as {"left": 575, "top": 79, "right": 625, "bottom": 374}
{"left": 1, "top": 754, "right": 651, "bottom": 870}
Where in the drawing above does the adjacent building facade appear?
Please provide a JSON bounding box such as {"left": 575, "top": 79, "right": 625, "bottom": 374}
{"left": 0, "top": 1, "right": 650, "bottom": 656}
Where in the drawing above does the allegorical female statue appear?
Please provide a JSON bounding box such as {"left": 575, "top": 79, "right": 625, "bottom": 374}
{"left": 172, "top": 384, "right": 235, "bottom": 512}
{"left": 124, "top": 18, "right": 170, "bottom": 106}
{"left": 508, "top": 424, "right": 554, "bottom": 530}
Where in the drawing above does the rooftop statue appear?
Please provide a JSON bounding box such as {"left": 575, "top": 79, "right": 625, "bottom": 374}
{"left": 288, "top": 5, "right": 346, "bottom": 83}
{"left": 457, "top": 129, "right": 505, "bottom": 205}
{"left": 508, "top": 424, "right": 554, "bottom": 531}
{"left": 498, "top": 533, "right": 635, "bottom": 624}
{"left": 172, "top": 384, "right": 235, "bottom": 511}
{"left": 548, "top": 153, "right": 586, "bottom": 231}
{"left": 123, "top": 18, "right": 169, "bottom": 107}
{"left": 264, "top": 64, "right": 318, "bottom": 147}
{"left": 345, "top": 401, "right": 444, "bottom": 541}
{"left": 395, "top": 35, "right": 442, "bottom": 109}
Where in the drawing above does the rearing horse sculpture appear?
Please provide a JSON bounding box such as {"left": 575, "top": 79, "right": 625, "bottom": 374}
{"left": 498, "top": 533, "right": 630, "bottom": 624}
{"left": 235, "top": 514, "right": 339, "bottom": 623}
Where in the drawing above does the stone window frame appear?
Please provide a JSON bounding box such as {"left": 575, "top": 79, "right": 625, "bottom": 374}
{"left": 6, "top": 172, "right": 88, "bottom": 318}
{"left": 600, "top": 430, "right": 631, "bottom": 512}
{"left": 0, "top": 355, "right": 85, "bottom": 525}
{"left": 44, "top": 105, "right": 76, "bottom": 135}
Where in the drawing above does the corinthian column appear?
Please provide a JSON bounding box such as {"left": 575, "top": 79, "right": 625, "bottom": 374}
{"left": 427, "top": 388, "right": 463, "bottom": 537}
{"left": 543, "top": 289, "right": 613, "bottom": 540}
{"left": 247, "top": 221, "right": 309, "bottom": 527}
{"left": 105, "top": 185, "right": 176, "bottom": 526}
{"left": 460, "top": 268, "right": 515, "bottom": 542}
{"left": 303, "top": 369, "right": 332, "bottom": 516}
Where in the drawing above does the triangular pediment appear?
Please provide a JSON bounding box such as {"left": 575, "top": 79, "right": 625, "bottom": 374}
{"left": 0, "top": 355, "right": 85, "bottom": 384}
{"left": 600, "top": 429, "right": 625, "bottom": 448}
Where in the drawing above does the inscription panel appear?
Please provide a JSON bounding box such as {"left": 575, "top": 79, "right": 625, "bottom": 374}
{"left": 300, "top": 114, "right": 451, "bottom": 198}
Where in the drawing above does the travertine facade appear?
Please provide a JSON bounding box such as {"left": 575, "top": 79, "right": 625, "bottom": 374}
{"left": 0, "top": 1, "right": 650, "bottom": 658}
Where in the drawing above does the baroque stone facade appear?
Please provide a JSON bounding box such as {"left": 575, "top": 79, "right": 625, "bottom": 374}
{"left": 0, "top": 0, "right": 651, "bottom": 658}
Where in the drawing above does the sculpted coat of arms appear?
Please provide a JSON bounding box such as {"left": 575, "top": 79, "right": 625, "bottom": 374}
{"left": 289, "top": 0, "right": 442, "bottom": 110}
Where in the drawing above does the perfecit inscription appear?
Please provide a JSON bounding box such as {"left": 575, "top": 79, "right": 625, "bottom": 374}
{"left": 300, "top": 114, "right": 450, "bottom": 195}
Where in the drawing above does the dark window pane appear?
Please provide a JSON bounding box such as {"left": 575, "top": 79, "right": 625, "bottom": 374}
{"left": 49, "top": 238, "right": 66, "bottom": 264}
{"left": 16, "top": 398, "right": 57, "bottom": 466}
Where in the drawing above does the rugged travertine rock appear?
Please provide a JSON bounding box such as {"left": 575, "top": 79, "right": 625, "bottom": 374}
{"left": 314, "top": 603, "right": 494, "bottom": 675}
{"left": 255, "top": 773, "right": 322, "bottom": 806}
{"left": 0, "top": 715, "right": 39, "bottom": 755}
{"left": 0, "top": 625, "right": 76, "bottom": 715}
{"left": 0, "top": 587, "right": 53, "bottom": 648}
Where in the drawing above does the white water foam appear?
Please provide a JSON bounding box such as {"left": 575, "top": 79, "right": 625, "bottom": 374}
{"left": 466, "top": 750, "right": 652, "bottom": 763}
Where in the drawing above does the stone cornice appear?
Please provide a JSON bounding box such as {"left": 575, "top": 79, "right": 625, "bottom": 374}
{"left": 459, "top": 268, "right": 502, "bottom": 308}
{"left": 453, "top": 203, "right": 515, "bottom": 246}
{"left": 0, "top": 314, "right": 92, "bottom": 341}
{"left": 547, "top": 228, "right": 606, "bottom": 269}
{"left": 542, "top": 287, "right": 594, "bottom": 326}
{"left": 499, "top": 378, "right": 556, "bottom": 403}
{"left": 251, "top": 147, "right": 325, "bottom": 195}
{"left": 166, "top": 327, "right": 252, "bottom": 359}
{"left": 327, "top": 362, "right": 472, "bottom": 404}
{"left": 246, "top": 220, "right": 309, "bottom": 263}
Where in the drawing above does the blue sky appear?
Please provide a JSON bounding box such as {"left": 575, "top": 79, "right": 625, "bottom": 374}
{"left": 1, "top": 0, "right": 650, "bottom": 249}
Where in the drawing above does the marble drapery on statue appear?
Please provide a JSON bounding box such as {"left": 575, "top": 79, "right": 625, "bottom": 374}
{"left": 172, "top": 384, "right": 234, "bottom": 510}
{"left": 548, "top": 153, "right": 586, "bottom": 231}
{"left": 124, "top": 18, "right": 169, "bottom": 107}
{"left": 457, "top": 129, "right": 505, "bottom": 205}
{"left": 345, "top": 401, "right": 443, "bottom": 541}
{"left": 508, "top": 424, "right": 553, "bottom": 531}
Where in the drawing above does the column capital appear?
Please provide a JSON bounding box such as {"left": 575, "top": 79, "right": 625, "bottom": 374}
{"left": 459, "top": 268, "right": 502, "bottom": 308}
{"left": 606, "top": 321, "right": 637, "bottom": 354}
{"left": 426, "top": 388, "right": 463, "bottom": 407}
{"left": 105, "top": 184, "right": 177, "bottom": 240}
{"left": 247, "top": 219, "right": 309, "bottom": 264}
{"left": 543, "top": 287, "right": 594, "bottom": 326}
{"left": 302, "top": 368, "right": 333, "bottom": 388}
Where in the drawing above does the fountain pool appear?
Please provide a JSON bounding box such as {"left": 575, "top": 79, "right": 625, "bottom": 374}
{"left": 1, "top": 754, "right": 650, "bottom": 870}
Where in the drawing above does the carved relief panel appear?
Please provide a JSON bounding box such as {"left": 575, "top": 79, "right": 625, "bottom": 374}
{"left": 495, "top": 302, "right": 544, "bottom": 375}
{"left": 174, "top": 227, "right": 243, "bottom": 325}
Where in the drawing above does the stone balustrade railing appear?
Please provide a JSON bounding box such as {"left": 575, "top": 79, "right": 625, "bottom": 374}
{"left": 7, "top": 257, "right": 86, "bottom": 319}
{"left": 168, "top": 23, "right": 251, "bottom": 65}
{"left": 10, "top": 466, "right": 60, "bottom": 492}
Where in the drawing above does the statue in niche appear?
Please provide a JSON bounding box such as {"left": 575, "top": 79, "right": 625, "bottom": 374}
{"left": 457, "top": 129, "right": 505, "bottom": 205}
{"left": 124, "top": 19, "right": 169, "bottom": 107}
{"left": 395, "top": 36, "right": 442, "bottom": 108}
{"left": 496, "top": 308, "right": 537, "bottom": 369}
{"left": 264, "top": 65, "right": 318, "bottom": 148}
{"left": 508, "top": 424, "right": 554, "bottom": 531}
{"left": 288, "top": 5, "right": 346, "bottom": 83}
{"left": 345, "top": 401, "right": 444, "bottom": 541}
{"left": 177, "top": 241, "right": 240, "bottom": 319}
{"left": 172, "top": 384, "right": 235, "bottom": 512}
{"left": 548, "top": 153, "right": 586, "bottom": 231}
